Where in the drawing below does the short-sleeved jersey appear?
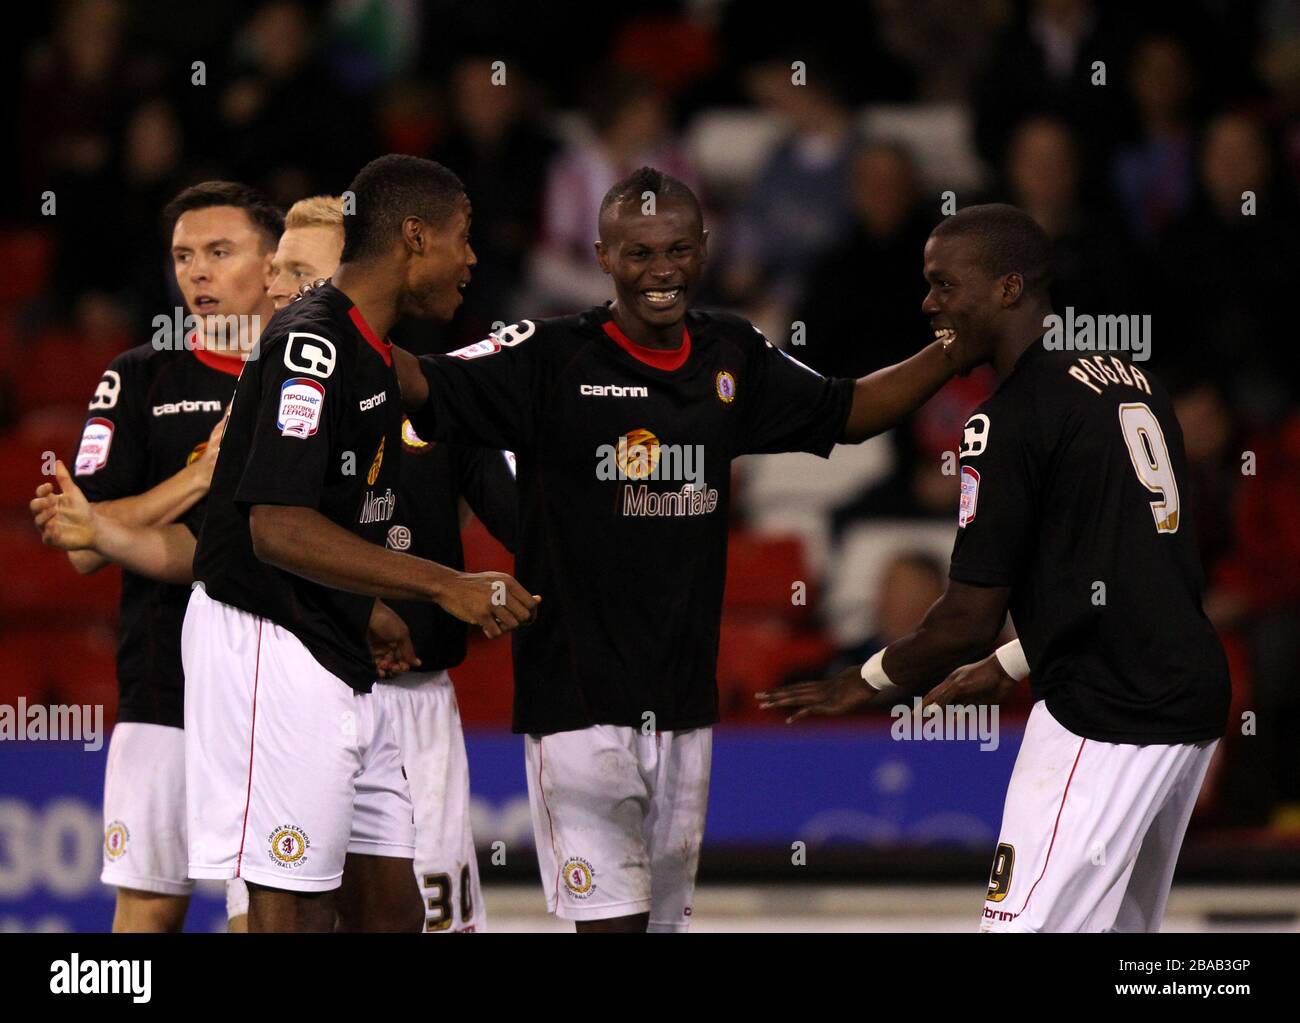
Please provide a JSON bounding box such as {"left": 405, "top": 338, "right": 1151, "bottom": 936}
{"left": 412, "top": 305, "right": 853, "bottom": 734}
{"left": 384, "top": 417, "right": 517, "bottom": 668}
{"left": 193, "top": 283, "right": 403, "bottom": 691}
{"left": 948, "top": 342, "right": 1230, "bottom": 743}
{"left": 73, "top": 342, "right": 240, "bottom": 728}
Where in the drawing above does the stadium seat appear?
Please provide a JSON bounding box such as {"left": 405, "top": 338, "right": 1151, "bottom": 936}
{"left": 15, "top": 330, "right": 122, "bottom": 418}
{"left": 0, "top": 624, "right": 118, "bottom": 729}
{"left": 716, "top": 615, "right": 833, "bottom": 721}
{"left": 450, "top": 630, "right": 514, "bottom": 727}
{"left": 723, "top": 531, "right": 815, "bottom": 618}
{"left": 0, "top": 513, "right": 119, "bottom": 622}
{"left": 0, "top": 228, "right": 55, "bottom": 307}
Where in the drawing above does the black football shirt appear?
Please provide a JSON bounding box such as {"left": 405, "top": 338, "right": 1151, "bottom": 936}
{"left": 384, "top": 417, "right": 517, "bottom": 668}
{"left": 193, "top": 283, "right": 403, "bottom": 691}
{"left": 73, "top": 342, "right": 240, "bottom": 728}
{"left": 948, "top": 342, "right": 1230, "bottom": 743}
{"left": 411, "top": 306, "right": 854, "bottom": 734}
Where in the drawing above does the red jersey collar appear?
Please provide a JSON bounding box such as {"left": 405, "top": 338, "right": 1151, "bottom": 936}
{"left": 600, "top": 313, "right": 690, "bottom": 372}
{"left": 348, "top": 305, "right": 393, "bottom": 366}
{"left": 190, "top": 337, "right": 244, "bottom": 377}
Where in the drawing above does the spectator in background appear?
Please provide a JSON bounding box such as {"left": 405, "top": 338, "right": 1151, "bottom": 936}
{"left": 720, "top": 56, "right": 859, "bottom": 334}
{"left": 818, "top": 552, "right": 946, "bottom": 681}
{"left": 432, "top": 57, "right": 556, "bottom": 345}
{"left": 794, "top": 140, "right": 934, "bottom": 379}
{"left": 527, "top": 69, "right": 694, "bottom": 312}
{"left": 1157, "top": 111, "right": 1300, "bottom": 420}
{"left": 1171, "top": 377, "right": 1240, "bottom": 574}
{"left": 1111, "top": 34, "right": 1198, "bottom": 245}
{"left": 1005, "top": 114, "right": 1141, "bottom": 314}
{"left": 1203, "top": 411, "right": 1300, "bottom": 824}
{"left": 22, "top": 0, "right": 133, "bottom": 306}
{"left": 974, "top": 0, "right": 1119, "bottom": 188}
{"left": 828, "top": 369, "right": 996, "bottom": 537}
{"left": 212, "top": 0, "right": 371, "bottom": 203}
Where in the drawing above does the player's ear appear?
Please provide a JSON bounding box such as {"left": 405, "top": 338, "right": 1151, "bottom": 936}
{"left": 698, "top": 229, "right": 709, "bottom": 263}
{"left": 1001, "top": 272, "right": 1024, "bottom": 307}
{"left": 594, "top": 240, "right": 610, "bottom": 275}
{"left": 402, "top": 216, "right": 424, "bottom": 254}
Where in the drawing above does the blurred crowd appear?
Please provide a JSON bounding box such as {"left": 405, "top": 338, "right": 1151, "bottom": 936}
{"left": 3, "top": 0, "right": 1299, "bottom": 832}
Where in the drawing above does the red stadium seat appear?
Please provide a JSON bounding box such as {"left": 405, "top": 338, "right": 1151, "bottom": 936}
{"left": 723, "top": 532, "right": 815, "bottom": 619}
{"left": 450, "top": 630, "right": 514, "bottom": 727}
{"left": 0, "top": 624, "right": 118, "bottom": 729}
{"left": 0, "top": 229, "right": 55, "bottom": 306}
{"left": 15, "top": 330, "right": 123, "bottom": 418}
{"left": 0, "top": 430, "right": 63, "bottom": 511}
{"left": 715, "top": 614, "right": 833, "bottom": 722}
{"left": 0, "top": 513, "right": 119, "bottom": 622}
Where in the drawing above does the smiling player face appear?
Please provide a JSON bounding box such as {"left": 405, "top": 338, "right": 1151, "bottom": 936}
{"left": 920, "top": 233, "right": 999, "bottom": 369}
{"left": 402, "top": 197, "right": 476, "bottom": 323}
{"left": 268, "top": 225, "right": 344, "bottom": 310}
{"left": 596, "top": 198, "right": 708, "bottom": 337}
{"left": 171, "top": 205, "right": 275, "bottom": 341}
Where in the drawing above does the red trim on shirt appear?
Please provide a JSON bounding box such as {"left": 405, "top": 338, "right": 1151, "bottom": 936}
{"left": 601, "top": 316, "right": 691, "bottom": 371}
{"left": 348, "top": 305, "right": 393, "bottom": 366}
{"left": 191, "top": 339, "right": 244, "bottom": 377}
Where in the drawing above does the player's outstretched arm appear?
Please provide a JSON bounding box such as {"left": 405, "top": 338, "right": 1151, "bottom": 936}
{"left": 67, "top": 410, "right": 227, "bottom": 574}
{"left": 756, "top": 580, "right": 1010, "bottom": 721}
{"left": 32, "top": 461, "right": 199, "bottom": 584}
{"left": 248, "top": 504, "right": 539, "bottom": 639}
{"left": 392, "top": 346, "right": 429, "bottom": 413}
{"left": 840, "top": 339, "right": 960, "bottom": 444}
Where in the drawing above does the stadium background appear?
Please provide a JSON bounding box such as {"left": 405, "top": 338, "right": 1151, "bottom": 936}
{"left": 1, "top": 0, "right": 1298, "bottom": 931}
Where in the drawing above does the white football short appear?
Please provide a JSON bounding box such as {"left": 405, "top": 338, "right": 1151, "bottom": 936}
{"left": 100, "top": 722, "right": 193, "bottom": 896}
{"left": 374, "top": 669, "right": 485, "bottom": 932}
{"left": 525, "top": 725, "right": 711, "bottom": 931}
{"left": 981, "top": 699, "right": 1217, "bottom": 933}
{"left": 182, "top": 584, "right": 415, "bottom": 893}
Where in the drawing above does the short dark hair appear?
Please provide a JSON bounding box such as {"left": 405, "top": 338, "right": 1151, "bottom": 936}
{"left": 599, "top": 166, "right": 701, "bottom": 228}
{"left": 162, "top": 181, "right": 283, "bottom": 251}
{"left": 930, "top": 203, "right": 1052, "bottom": 294}
{"left": 341, "top": 155, "right": 466, "bottom": 262}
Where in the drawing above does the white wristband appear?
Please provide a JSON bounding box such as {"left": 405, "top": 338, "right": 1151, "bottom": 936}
{"left": 994, "top": 639, "right": 1030, "bottom": 681}
{"left": 860, "top": 649, "right": 898, "bottom": 695}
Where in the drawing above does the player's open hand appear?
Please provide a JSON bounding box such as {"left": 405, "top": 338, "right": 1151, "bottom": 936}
{"left": 192, "top": 406, "right": 230, "bottom": 487}
{"left": 367, "top": 599, "right": 420, "bottom": 678}
{"left": 30, "top": 460, "right": 97, "bottom": 551}
{"left": 437, "top": 570, "right": 539, "bottom": 639}
{"left": 755, "top": 665, "right": 882, "bottom": 723}
{"left": 923, "top": 653, "right": 1016, "bottom": 710}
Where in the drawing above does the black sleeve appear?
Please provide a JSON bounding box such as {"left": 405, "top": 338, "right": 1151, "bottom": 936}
{"left": 411, "top": 321, "right": 539, "bottom": 451}
{"left": 233, "top": 330, "right": 346, "bottom": 511}
{"left": 73, "top": 351, "right": 150, "bottom": 501}
{"left": 947, "top": 402, "right": 1040, "bottom": 586}
{"left": 453, "top": 444, "right": 518, "bottom": 553}
{"left": 740, "top": 331, "right": 854, "bottom": 457}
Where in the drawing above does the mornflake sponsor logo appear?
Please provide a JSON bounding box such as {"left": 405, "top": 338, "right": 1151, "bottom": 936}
{"left": 1, "top": 699, "right": 103, "bottom": 751}
{"left": 153, "top": 399, "right": 223, "bottom": 416}
{"left": 359, "top": 390, "right": 387, "bottom": 411}
{"left": 580, "top": 384, "right": 649, "bottom": 398}
{"left": 359, "top": 488, "right": 396, "bottom": 524}
{"left": 622, "top": 483, "right": 719, "bottom": 517}
{"left": 50, "top": 955, "right": 151, "bottom": 1003}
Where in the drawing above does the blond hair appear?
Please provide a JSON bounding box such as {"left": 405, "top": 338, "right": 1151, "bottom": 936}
{"left": 284, "top": 195, "right": 345, "bottom": 231}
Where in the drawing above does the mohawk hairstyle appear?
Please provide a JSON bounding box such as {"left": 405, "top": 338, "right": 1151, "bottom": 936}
{"left": 162, "top": 181, "right": 283, "bottom": 250}
{"left": 599, "top": 166, "right": 701, "bottom": 225}
{"left": 929, "top": 203, "right": 1053, "bottom": 295}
